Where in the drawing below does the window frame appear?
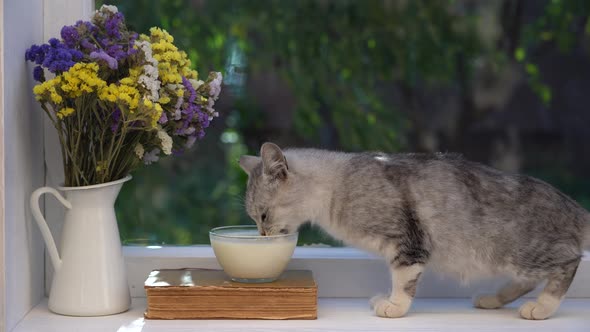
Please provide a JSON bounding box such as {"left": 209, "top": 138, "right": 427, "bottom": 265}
{"left": 39, "top": 0, "right": 590, "bottom": 302}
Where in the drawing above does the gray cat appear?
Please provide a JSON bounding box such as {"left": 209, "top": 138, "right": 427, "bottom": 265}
{"left": 239, "top": 142, "right": 590, "bottom": 320}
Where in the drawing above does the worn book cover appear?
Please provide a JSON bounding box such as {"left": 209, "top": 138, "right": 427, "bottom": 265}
{"left": 144, "top": 269, "right": 317, "bottom": 320}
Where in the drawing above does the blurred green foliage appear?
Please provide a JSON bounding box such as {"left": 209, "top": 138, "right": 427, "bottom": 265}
{"left": 516, "top": 0, "right": 590, "bottom": 105}
{"left": 97, "top": 0, "right": 590, "bottom": 245}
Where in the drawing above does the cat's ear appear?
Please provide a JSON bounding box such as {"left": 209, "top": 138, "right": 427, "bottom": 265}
{"left": 239, "top": 155, "right": 261, "bottom": 176}
{"left": 260, "top": 142, "right": 289, "bottom": 181}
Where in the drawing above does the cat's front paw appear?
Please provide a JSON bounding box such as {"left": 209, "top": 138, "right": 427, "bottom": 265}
{"left": 519, "top": 301, "right": 556, "bottom": 320}
{"left": 370, "top": 294, "right": 409, "bottom": 318}
{"left": 473, "top": 294, "right": 503, "bottom": 309}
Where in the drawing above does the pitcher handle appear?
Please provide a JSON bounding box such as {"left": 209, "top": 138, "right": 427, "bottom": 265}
{"left": 30, "top": 187, "right": 72, "bottom": 271}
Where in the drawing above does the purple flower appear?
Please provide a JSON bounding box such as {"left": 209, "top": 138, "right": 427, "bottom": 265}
{"left": 33, "top": 66, "right": 45, "bottom": 82}
{"left": 26, "top": 38, "right": 83, "bottom": 75}
{"left": 172, "top": 76, "right": 214, "bottom": 145}
{"left": 90, "top": 50, "right": 118, "bottom": 69}
{"left": 110, "top": 107, "right": 121, "bottom": 132}
{"left": 158, "top": 112, "right": 168, "bottom": 124}
{"left": 75, "top": 20, "right": 97, "bottom": 34}
{"left": 182, "top": 77, "right": 197, "bottom": 103}
{"left": 105, "top": 12, "right": 124, "bottom": 39}
{"left": 198, "top": 109, "right": 210, "bottom": 129}
{"left": 80, "top": 38, "right": 97, "bottom": 52}
{"left": 61, "top": 20, "right": 98, "bottom": 49}
{"left": 105, "top": 43, "right": 126, "bottom": 61}
{"left": 127, "top": 33, "right": 139, "bottom": 56}
{"left": 60, "top": 25, "right": 79, "bottom": 48}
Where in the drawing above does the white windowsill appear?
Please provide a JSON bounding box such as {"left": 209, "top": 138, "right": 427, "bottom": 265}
{"left": 14, "top": 297, "right": 590, "bottom": 332}
{"left": 123, "top": 247, "right": 590, "bottom": 299}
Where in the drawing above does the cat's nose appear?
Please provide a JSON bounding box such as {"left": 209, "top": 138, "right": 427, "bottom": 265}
{"left": 259, "top": 229, "right": 267, "bottom": 236}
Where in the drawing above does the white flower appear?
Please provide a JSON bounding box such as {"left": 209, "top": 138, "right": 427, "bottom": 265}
{"left": 94, "top": 5, "right": 118, "bottom": 20}
{"left": 190, "top": 79, "right": 204, "bottom": 90}
{"left": 134, "top": 144, "right": 145, "bottom": 159}
{"left": 135, "top": 41, "right": 160, "bottom": 102}
{"left": 166, "top": 83, "right": 182, "bottom": 90}
{"left": 157, "top": 130, "right": 173, "bottom": 155}
{"left": 208, "top": 72, "right": 223, "bottom": 100}
{"left": 143, "top": 149, "right": 160, "bottom": 165}
{"left": 101, "top": 5, "right": 118, "bottom": 14}
{"left": 205, "top": 97, "right": 216, "bottom": 114}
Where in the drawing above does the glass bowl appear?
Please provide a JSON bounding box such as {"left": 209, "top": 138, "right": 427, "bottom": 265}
{"left": 209, "top": 225, "right": 298, "bottom": 283}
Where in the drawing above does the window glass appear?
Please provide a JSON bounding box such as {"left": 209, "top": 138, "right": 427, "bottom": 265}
{"left": 98, "top": 0, "right": 590, "bottom": 245}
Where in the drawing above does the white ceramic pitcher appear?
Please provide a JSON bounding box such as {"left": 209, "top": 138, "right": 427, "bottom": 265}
{"left": 30, "top": 175, "right": 132, "bottom": 316}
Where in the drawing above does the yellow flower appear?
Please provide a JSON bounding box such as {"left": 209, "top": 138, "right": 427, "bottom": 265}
{"left": 152, "top": 103, "right": 163, "bottom": 128}
{"left": 120, "top": 77, "right": 134, "bottom": 85}
{"left": 99, "top": 80, "right": 141, "bottom": 112}
{"left": 144, "top": 27, "right": 197, "bottom": 86}
{"left": 56, "top": 107, "right": 75, "bottom": 119}
{"left": 129, "top": 67, "right": 142, "bottom": 79}
{"left": 158, "top": 96, "right": 171, "bottom": 104}
{"left": 33, "top": 76, "right": 63, "bottom": 104}
{"left": 98, "top": 84, "right": 118, "bottom": 102}
{"left": 50, "top": 92, "right": 63, "bottom": 104}
{"left": 95, "top": 161, "right": 107, "bottom": 172}
{"left": 59, "top": 63, "right": 106, "bottom": 98}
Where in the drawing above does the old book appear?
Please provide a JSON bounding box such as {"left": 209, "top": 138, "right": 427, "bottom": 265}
{"left": 144, "top": 269, "right": 317, "bottom": 320}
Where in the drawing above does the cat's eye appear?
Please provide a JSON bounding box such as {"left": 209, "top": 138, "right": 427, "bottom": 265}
{"left": 261, "top": 213, "right": 267, "bottom": 222}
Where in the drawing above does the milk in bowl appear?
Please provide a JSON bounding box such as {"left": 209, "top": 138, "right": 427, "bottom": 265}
{"left": 209, "top": 225, "right": 298, "bottom": 283}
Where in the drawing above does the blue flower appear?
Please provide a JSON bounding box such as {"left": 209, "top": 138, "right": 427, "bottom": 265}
{"left": 33, "top": 66, "right": 45, "bottom": 82}
{"left": 60, "top": 25, "right": 80, "bottom": 48}
{"left": 48, "top": 38, "right": 60, "bottom": 48}
{"left": 42, "top": 40, "right": 82, "bottom": 73}
{"left": 24, "top": 44, "right": 46, "bottom": 65}
{"left": 42, "top": 47, "right": 73, "bottom": 72}
{"left": 110, "top": 107, "right": 121, "bottom": 132}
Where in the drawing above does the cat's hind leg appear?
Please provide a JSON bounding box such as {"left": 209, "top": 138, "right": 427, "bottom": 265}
{"left": 474, "top": 280, "right": 537, "bottom": 309}
{"left": 518, "top": 258, "right": 580, "bottom": 320}
{"left": 371, "top": 263, "right": 424, "bottom": 318}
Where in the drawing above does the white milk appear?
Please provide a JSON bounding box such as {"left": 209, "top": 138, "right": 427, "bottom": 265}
{"left": 211, "top": 231, "right": 297, "bottom": 280}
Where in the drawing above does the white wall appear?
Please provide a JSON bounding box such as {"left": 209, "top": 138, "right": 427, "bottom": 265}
{"left": 0, "top": 0, "right": 6, "bottom": 330}
{"left": 42, "top": 0, "right": 95, "bottom": 296}
{"left": 3, "top": 0, "right": 46, "bottom": 331}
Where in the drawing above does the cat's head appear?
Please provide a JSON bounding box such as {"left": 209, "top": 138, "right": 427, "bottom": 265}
{"left": 239, "top": 142, "right": 307, "bottom": 236}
